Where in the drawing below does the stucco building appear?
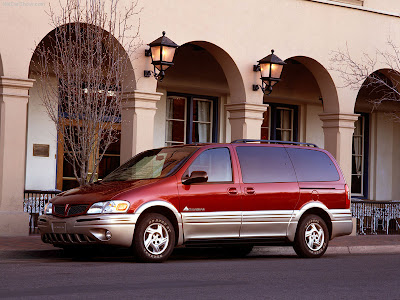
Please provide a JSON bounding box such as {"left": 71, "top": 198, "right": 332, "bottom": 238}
{"left": 1, "top": 0, "right": 400, "bottom": 235}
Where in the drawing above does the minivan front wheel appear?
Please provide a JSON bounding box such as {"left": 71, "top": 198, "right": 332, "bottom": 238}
{"left": 294, "top": 214, "right": 328, "bottom": 258}
{"left": 133, "top": 213, "right": 175, "bottom": 263}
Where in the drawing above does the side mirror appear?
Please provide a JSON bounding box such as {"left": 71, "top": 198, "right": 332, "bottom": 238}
{"left": 182, "top": 171, "right": 208, "bottom": 185}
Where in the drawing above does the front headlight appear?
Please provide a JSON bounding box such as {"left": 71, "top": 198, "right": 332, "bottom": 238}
{"left": 44, "top": 203, "right": 53, "bottom": 215}
{"left": 87, "top": 200, "right": 130, "bottom": 214}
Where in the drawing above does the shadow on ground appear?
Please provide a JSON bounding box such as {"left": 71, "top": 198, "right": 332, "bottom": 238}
{"left": 0, "top": 246, "right": 299, "bottom": 263}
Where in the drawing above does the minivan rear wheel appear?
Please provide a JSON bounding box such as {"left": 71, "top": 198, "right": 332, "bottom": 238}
{"left": 294, "top": 214, "right": 328, "bottom": 258}
{"left": 132, "top": 213, "right": 175, "bottom": 263}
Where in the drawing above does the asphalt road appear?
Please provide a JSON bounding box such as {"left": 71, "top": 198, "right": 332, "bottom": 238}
{"left": 0, "top": 248, "right": 399, "bottom": 299}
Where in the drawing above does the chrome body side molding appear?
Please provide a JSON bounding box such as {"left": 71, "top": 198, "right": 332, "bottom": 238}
{"left": 240, "top": 210, "right": 294, "bottom": 238}
{"left": 182, "top": 211, "right": 242, "bottom": 241}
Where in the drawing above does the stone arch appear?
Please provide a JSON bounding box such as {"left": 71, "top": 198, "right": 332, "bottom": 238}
{"left": 29, "top": 23, "right": 135, "bottom": 90}
{"left": 150, "top": 39, "right": 253, "bottom": 143}
{"left": 189, "top": 41, "right": 246, "bottom": 103}
{"left": 286, "top": 56, "right": 339, "bottom": 113}
{"left": 152, "top": 40, "right": 246, "bottom": 103}
{"left": 26, "top": 22, "right": 136, "bottom": 191}
{"left": 353, "top": 68, "right": 400, "bottom": 200}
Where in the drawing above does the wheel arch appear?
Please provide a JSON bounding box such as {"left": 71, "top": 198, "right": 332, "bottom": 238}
{"left": 297, "top": 207, "right": 332, "bottom": 240}
{"left": 288, "top": 202, "right": 333, "bottom": 242}
{"left": 134, "top": 201, "right": 183, "bottom": 246}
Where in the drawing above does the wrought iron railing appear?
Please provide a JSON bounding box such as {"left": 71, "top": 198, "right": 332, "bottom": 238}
{"left": 24, "top": 190, "right": 61, "bottom": 234}
{"left": 351, "top": 199, "right": 400, "bottom": 235}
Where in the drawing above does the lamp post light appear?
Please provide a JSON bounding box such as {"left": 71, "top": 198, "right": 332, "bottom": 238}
{"left": 144, "top": 31, "right": 179, "bottom": 81}
{"left": 253, "top": 49, "right": 286, "bottom": 96}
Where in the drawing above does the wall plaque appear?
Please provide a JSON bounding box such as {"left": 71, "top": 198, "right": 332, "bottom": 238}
{"left": 33, "top": 144, "right": 50, "bottom": 157}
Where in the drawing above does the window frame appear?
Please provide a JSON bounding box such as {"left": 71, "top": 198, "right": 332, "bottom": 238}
{"left": 166, "top": 92, "right": 219, "bottom": 145}
{"left": 181, "top": 147, "right": 234, "bottom": 184}
{"left": 56, "top": 120, "right": 121, "bottom": 191}
{"left": 165, "top": 95, "right": 187, "bottom": 146}
{"left": 264, "top": 103, "right": 299, "bottom": 142}
{"left": 351, "top": 112, "right": 369, "bottom": 198}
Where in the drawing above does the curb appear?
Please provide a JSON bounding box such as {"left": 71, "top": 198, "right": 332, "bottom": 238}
{"left": 251, "top": 245, "right": 400, "bottom": 256}
{"left": 0, "top": 245, "right": 399, "bottom": 260}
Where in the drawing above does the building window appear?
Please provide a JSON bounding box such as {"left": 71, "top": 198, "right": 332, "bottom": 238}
{"left": 166, "top": 96, "right": 186, "bottom": 145}
{"left": 56, "top": 82, "right": 121, "bottom": 191}
{"left": 166, "top": 93, "right": 218, "bottom": 146}
{"left": 352, "top": 114, "right": 369, "bottom": 197}
{"left": 261, "top": 103, "right": 298, "bottom": 142}
{"left": 57, "top": 126, "right": 121, "bottom": 191}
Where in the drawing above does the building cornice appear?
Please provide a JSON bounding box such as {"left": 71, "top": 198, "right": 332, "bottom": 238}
{"left": 0, "top": 77, "right": 35, "bottom": 100}
{"left": 303, "top": 0, "right": 400, "bottom": 18}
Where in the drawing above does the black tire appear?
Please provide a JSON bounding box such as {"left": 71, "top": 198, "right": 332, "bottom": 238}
{"left": 222, "top": 245, "right": 254, "bottom": 257}
{"left": 293, "top": 214, "right": 329, "bottom": 258}
{"left": 132, "top": 213, "right": 175, "bottom": 263}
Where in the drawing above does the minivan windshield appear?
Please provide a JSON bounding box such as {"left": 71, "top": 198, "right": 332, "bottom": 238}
{"left": 103, "top": 146, "right": 199, "bottom": 182}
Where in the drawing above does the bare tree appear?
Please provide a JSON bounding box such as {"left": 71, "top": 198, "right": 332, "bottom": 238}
{"left": 330, "top": 40, "right": 400, "bottom": 121}
{"left": 31, "top": 0, "right": 141, "bottom": 187}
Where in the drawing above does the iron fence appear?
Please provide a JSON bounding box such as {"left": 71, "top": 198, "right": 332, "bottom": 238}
{"left": 351, "top": 199, "right": 400, "bottom": 235}
{"left": 24, "top": 190, "right": 61, "bottom": 234}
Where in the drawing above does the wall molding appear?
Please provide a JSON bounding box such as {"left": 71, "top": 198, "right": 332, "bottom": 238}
{"left": 303, "top": 0, "right": 400, "bottom": 18}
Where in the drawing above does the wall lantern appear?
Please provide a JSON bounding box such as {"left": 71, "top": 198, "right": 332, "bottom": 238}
{"left": 144, "top": 31, "right": 179, "bottom": 81}
{"left": 253, "top": 49, "right": 286, "bottom": 95}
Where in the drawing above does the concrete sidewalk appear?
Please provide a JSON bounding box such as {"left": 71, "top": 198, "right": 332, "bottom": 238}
{"left": 0, "top": 235, "right": 399, "bottom": 259}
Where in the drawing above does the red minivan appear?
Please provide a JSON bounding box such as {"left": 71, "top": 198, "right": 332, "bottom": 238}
{"left": 38, "top": 140, "right": 353, "bottom": 262}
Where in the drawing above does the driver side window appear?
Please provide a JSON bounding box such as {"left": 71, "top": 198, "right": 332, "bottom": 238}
{"left": 184, "top": 148, "right": 233, "bottom": 182}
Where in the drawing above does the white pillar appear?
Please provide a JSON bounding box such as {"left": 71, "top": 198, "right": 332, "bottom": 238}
{"left": 319, "top": 113, "right": 359, "bottom": 188}
{"left": 120, "top": 90, "right": 162, "bottom": 163}
{"left": 0, "top": 77, "right": 34, "bottom": 236}
{"left": 225, "top": 102, "right": 268, "bottom": 141}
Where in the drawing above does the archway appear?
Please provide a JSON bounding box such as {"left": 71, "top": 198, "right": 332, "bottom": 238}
{"left": 27, "top": 23, "right": 135, "bottom": 191}
{"left": 154, "top": 41, "right": 246, "bottom": 146}
{"left": 259, "top": 55, "right": 337, "bottom": 148}
{"left": 353, "top": 69, "right": 400, "bottom": 201}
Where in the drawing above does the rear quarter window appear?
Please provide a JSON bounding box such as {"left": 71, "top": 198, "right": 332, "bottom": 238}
{"left": 236, "top": 146, "right": 297, "bottom": 183}
{"left": 286, "top": 148, "right": 340, "bottom": 182}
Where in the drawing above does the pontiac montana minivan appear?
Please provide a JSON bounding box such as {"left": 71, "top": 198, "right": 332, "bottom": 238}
{"left": 38, "top": 140, "right": 353, "bottom": 262}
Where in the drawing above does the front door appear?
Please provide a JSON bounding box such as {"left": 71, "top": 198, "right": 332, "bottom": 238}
{"left": 177, "top": 147, "right": 242, "bottom": 241}
{"left": 235, "top": 145, "right": 300, "bottom": 238}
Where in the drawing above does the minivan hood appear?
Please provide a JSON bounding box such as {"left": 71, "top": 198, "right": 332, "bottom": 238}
{"left": 51, "top": 179, "right": 159, "bottom": 205}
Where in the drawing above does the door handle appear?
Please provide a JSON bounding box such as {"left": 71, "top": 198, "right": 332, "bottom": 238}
{"left": 227, "top": 187, "right": 238, "bottom": 195}
{"left": 245, "top": 187, "right": 255, "bottom": 195}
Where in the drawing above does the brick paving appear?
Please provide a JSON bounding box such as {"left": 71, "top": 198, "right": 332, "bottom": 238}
{"left": 0, "top": 235, "right": 54, "bottom": 251}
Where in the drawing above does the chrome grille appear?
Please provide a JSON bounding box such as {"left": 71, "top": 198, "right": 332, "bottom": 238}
{"left": 54, "top": 205, "right": 66, "bottom": 216}
{"left": 67, "top": 205, "right": 88, "bottom": 216}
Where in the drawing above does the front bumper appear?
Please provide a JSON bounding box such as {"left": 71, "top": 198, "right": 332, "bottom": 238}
{"left": 38, "top": 213, "right": 139, "bottom": 248}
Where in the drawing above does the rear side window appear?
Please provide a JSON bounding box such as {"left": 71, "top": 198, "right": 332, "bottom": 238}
{"left": 286, "top": 148, "right": 340, "bottom": 182}
{"left": 236, "top": 146, "right": 296, "bottom": 183}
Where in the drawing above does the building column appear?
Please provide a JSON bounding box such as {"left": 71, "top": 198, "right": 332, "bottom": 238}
{"left": 319, "top": 113, "right": 359, "bottom": 188}
{"left": 0, "top": 77, "right": 34, "bottom": 236}
{"left": 120, "top": 90, "right": 162, "bottom": 163}
{"left": 225, "top": 102, "right": 268, "bottom": 141}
